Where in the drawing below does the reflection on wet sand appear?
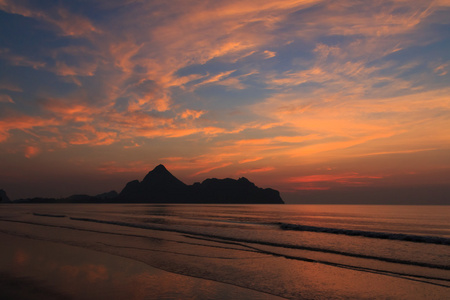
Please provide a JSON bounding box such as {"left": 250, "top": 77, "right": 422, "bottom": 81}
{"left": 0, "top": 233, "right": 282, "bottom": 300}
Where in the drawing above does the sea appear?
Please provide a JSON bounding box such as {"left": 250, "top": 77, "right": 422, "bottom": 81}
{"left": 0, "top": 204, "right": 449, "bottom": 299}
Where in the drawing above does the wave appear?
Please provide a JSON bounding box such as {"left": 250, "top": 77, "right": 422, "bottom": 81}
{"left": 33, "top": 213, "right": 66, "bottom": 218}
{"left": 1, "top": 216, "right": 449, "bottom": 289}
{"left": 278, "top": 223, "right": 450, "bottom": 245}
{"left": 68, "top": 217, "right": 450, "bottom": 271}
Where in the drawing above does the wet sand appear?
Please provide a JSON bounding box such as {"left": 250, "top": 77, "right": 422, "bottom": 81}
{"left": 0, "top": 232, "right": 283, "bottom": 300}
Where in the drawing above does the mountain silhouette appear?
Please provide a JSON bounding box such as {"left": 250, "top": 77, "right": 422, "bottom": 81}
{"left": 0, "top": 189, "right": 11, "bottom": 203}
{"left": 142, "top": 164, "right": 187, "bottom": 188}
{"left": 119, "top": 164, "right": 189, "bottom": 202}
{"left": 119, "top": 164, "right": 284, "bottom": 204}
{"left": 12, "top": 165, "right": 284, "bottom": 204}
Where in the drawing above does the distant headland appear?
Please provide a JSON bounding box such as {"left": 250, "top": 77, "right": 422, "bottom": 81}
{"left": 0, "top": 189, "right": 11, "bottom": 203}
{"left": 4, "top": 164, "right": 284, "bottom": 204}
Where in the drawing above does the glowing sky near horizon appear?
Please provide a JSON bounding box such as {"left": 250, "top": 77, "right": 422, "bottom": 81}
{"left": 0, "top": 0, "right": 449, "bottom": 202}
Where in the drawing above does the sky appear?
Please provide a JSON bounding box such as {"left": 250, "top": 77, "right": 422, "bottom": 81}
{"left": 0, "top": 0, "right": 449, "bottom": 203}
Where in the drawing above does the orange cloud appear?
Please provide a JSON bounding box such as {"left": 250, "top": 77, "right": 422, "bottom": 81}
{"left": 288, "top": 173, "right": 383, "bottom": 183}
{"left": 0, "top": 113, "right": 59, "bottom": 142}
{"left": 179, "top": 109, "right": 205, "bottom": 120}
{"left": 157, "top": 153, "right": 244, "bottom": 176}
{"left": 0, "top": 48, "right": 46, "bottom": 69}
{"left": 236, "top": 167, "right": 275, "bottom": 175}
{"left": 238, "top": 157, "right": 264, "bottom": 164}
{"left": 108, "top": 39, "right": 144, "bottom": 74}
{"left": 23, "top": 98, "right": 225, "bottom": 149}
{"left": 249, "top": 83, "right": 450, "bottom": 165}
{"left": 433, "top": 63, "right": 448, "bottom": 76}
{"left": 53, "top": 60, "right": 97, "bottom": 77}
{"left": 67, "top": 131, "right": 116, "bottom": 146}
{"left": 0, "top": 94, "right": 14, "bottom": 103}
{"left": 234, "top": 134, "right": 320, "bottom": 147}
{"left": 193, "top": 70, "right": 237, "bottom": 89}
{"left": 354, "top": 148, "right": 437, "bottom": 158}
{"left": 0, "top": 1, "right": 99, "bottom": 37}
{"left": 161, "top": 157, "right": 184, "bottom": 162}
{"left": 51, "top": 7, "right": 100, "bottom": 37}
{"left": 263, "top": 50, "right": 276, "bottom": 59}
{"left": 288, "top": 131, "right": 401, "bottom": 157}
{"left": 24, "top": 145, "right": 40, "bottom": 158}
{"left": 294, "top": 186, "right": 331, "bottom": 191}
{"left": 235, "top": 138, "right": 273, "bottom": 146}
{"left": 285, "top": 172, "right": 385, "bottom": 191}
{"left": 191, "top": 162, "right": 233, "bottom": 177}
{"left": 43, "top": 100, "right": 93, "bottom": 117}
{"left": 314, "top": 1, "right": 434, "bottom": 38}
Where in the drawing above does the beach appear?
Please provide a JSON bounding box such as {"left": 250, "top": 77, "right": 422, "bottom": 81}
{"left": 0, "top": 232, "right": 282, "bottom": 300}
{"left": 1, "top": 204, "right": 449, "bottom": 299}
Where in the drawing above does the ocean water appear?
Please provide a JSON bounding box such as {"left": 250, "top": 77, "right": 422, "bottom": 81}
{"left": 0, "top": 204, "right": 449, "bottom": 299}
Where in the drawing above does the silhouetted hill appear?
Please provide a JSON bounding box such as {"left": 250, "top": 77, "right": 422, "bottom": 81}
{"left": 119, "top": 164, "right": 189, "bottom": 202}
{"left": 12, "top": 165, "right": 284, "bottom": 204}
{"left": 142, "top": 164, "right": 187, "bottom": 189}
{"left": 15, "top": 191, "right": 118, "bottom": 204}
{"left": 190, "top": 177, "right": 283, "bottom": 204}
{"left": 119, "top": 165, "right": 284, "bottom": 204}
{"left": 0, "top": 189, "right": 11, "bottom": 203}
{"left": 58, "top": 191, "right": 119, "bottom": 203}
{"left": 15, "top": 197, "right": 60, "bottom": 203}
{"left": 95, "top": 190, "right": 118, "bottom": 200}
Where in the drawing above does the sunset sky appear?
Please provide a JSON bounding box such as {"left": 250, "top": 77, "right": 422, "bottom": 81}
{"left": 1, "top": 0, "right": 449, "bottom": 203}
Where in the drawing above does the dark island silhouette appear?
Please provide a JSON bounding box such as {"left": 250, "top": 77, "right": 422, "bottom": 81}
{"left": 0, "top": 189, "right": 11, "bottom": 203}
{"left": 8, "top": 165, "right": 284, "bottom": 204}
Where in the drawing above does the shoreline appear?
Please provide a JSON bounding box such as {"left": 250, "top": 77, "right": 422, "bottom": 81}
{"left": 0, "top": 232, "right": 283, "bottom": 300}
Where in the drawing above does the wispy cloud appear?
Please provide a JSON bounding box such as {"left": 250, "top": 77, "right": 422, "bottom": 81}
{"left": 0, "top": 48, "right": 46, "bottom": 70}
{"left": 0, "top": 0, "right": 99, "bottom": 37}
{"left": 236, "top": 167, "right": 275, "bottom": 175}
{"left": 287, "top": 172, "right": 384, "bottom": 190}
{"left": 190, "top": 162, "right": 233, "bottom": 177}
{"left": 0, "top": 94, "right": 14, "bottom": 103}
{"left": 193, "top": 70, "right": 237, "bottom": 89}
{"left": 288, "top": 173, "right": 383, "bottom": 183}
{"left": 0, "top": 112, "right": 59, "bottom": 143}
{"left": 0, "top": 82, "right": 22, "bottom": 92}
{"left": 238, "top": 157, "right": 264, "bottom": 164}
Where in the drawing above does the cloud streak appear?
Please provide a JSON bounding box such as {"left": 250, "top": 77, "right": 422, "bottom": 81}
{"left": 0, "top": 0, "right": 99, "bottom": 37}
